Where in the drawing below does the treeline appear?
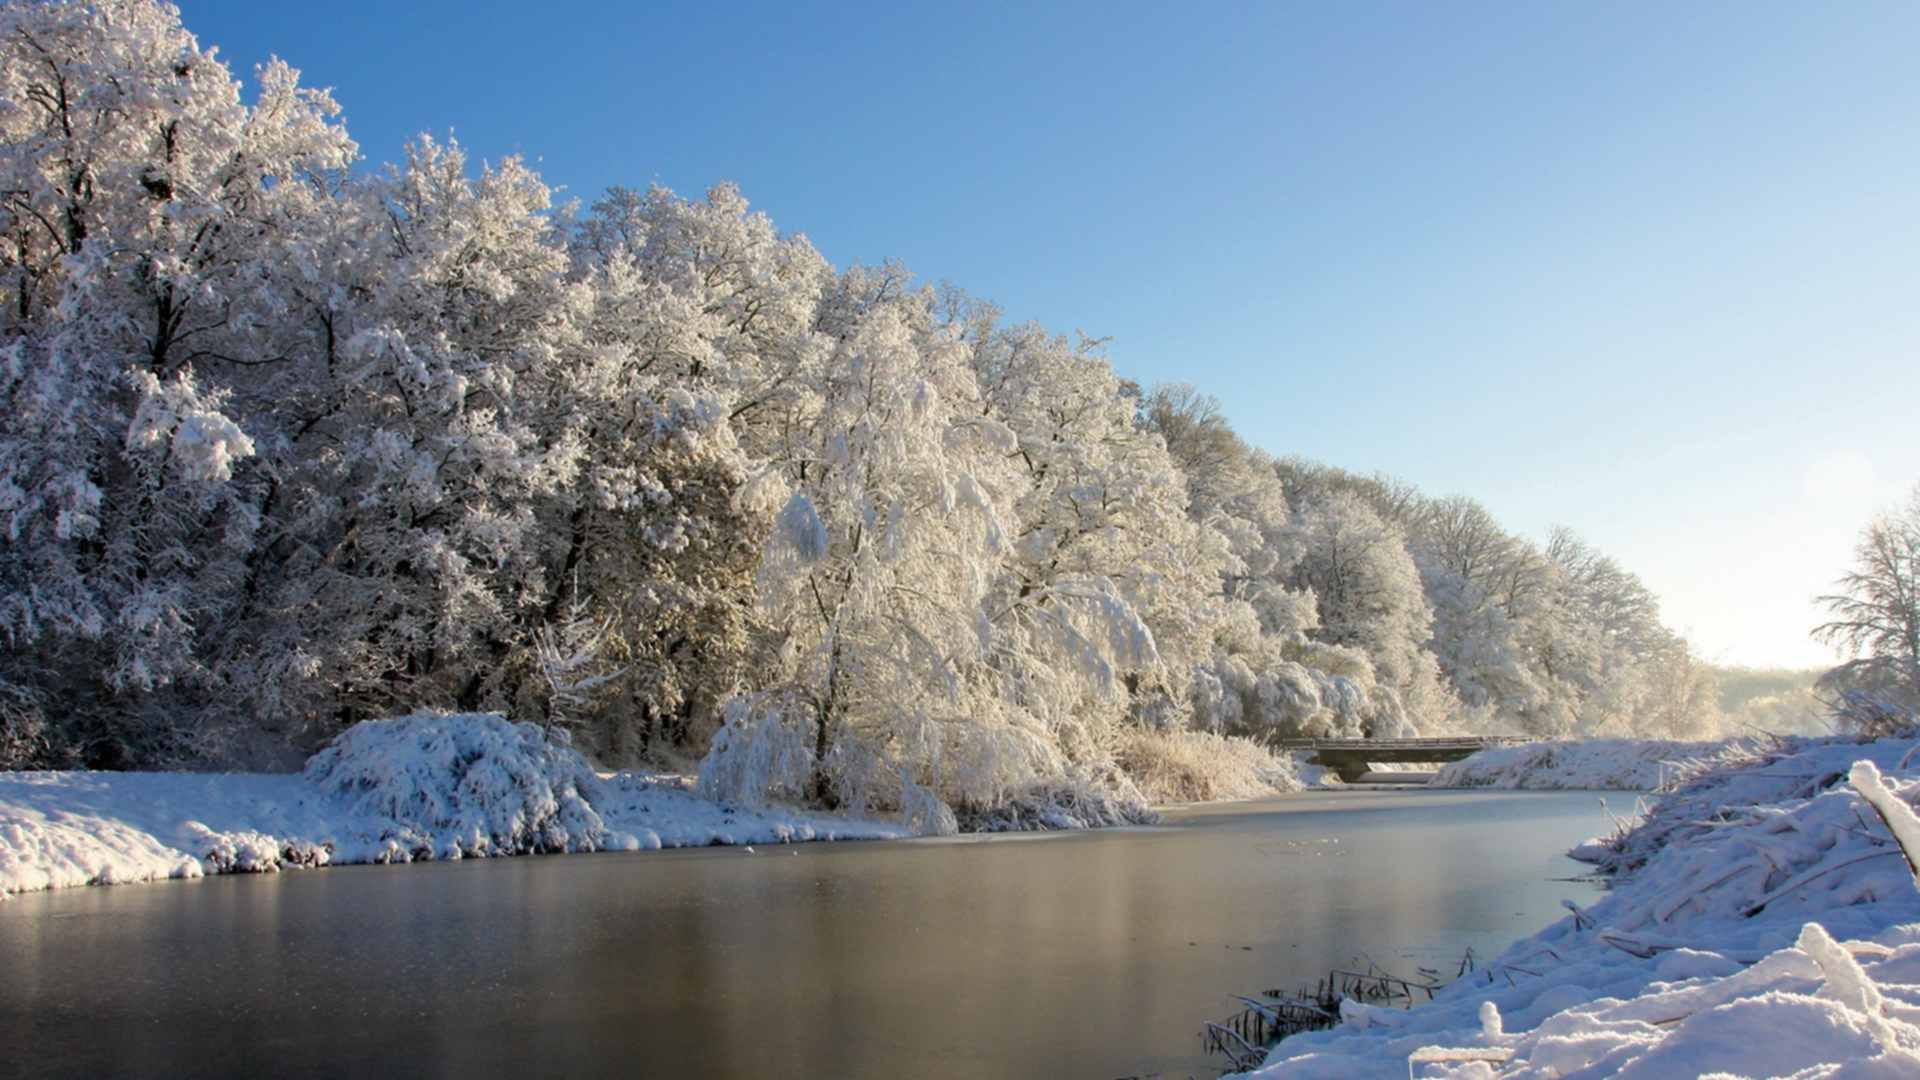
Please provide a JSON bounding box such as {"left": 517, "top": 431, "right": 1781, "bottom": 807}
{"left": 0, "top": 2, "right": 1722, "bottom": 816}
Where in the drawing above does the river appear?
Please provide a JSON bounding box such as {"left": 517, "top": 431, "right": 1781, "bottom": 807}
{"left": 0, "top": 788, "right": 1612, "bottom": 1078}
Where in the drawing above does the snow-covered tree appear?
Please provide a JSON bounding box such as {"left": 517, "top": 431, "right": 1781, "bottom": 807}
{"left": 1286, "top": 491, "right": 1448, "bottom": 735}
{"left": 965, "top": 321, "right": 1229, "bottom": 744}
{"left": 703, "top": 274, "right": 1052, "bottom": 822}
{"left": 0, "top": 0, "right": 353, "bottom": 763}
{"left": 236, "top": 137, "right": 590, "bottom": 737}
{"left": 1815, "top": 485, "right": 1920, "bottom": 734}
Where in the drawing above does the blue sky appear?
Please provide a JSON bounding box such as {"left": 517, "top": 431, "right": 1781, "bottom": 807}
{"left": 180, "top": 0, "right": 1920, "bottom": 668}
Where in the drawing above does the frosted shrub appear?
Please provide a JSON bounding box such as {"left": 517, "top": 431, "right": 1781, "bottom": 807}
{"left": 956, "top": 762, "right": 1157, "bottom": 832}
{"left": 696, "top": 695, "right": 816, "bottom": 808}
{"left": 922, "top": 710, "right": 1060, "bottom": 812}
{"left": 303, "top": 712, "right": 619, "bottom": 858}
{"left": 898, "top": 772, "right": 959, "bottom": 837}
{"left": 1116, "top": 728, "right": 1303, "bottom": 804}
{"left": 1259, "top": 661, "right": 1325, "bottom": 735}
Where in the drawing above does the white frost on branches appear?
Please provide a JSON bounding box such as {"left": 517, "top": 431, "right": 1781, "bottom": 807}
{"left": 0, "top": 0, "right": 1727, "bottom": 818}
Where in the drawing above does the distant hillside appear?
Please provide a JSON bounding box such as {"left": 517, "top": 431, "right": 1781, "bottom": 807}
{"left": 1712, "top": 666, "right": 1828, "bottom": 736}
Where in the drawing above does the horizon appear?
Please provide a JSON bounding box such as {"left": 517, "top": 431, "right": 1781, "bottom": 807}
{"left": 179, "top": 0, "right": 1920, "bottom": 669}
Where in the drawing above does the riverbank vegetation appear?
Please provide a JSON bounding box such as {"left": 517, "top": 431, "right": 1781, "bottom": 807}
{"left": 3, "top": 1, "right": 1737, "bottom": 828}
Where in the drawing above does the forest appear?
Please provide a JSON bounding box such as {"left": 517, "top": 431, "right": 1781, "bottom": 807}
{"left": 0, "top": 0, "right": 1737, "bottom": 823}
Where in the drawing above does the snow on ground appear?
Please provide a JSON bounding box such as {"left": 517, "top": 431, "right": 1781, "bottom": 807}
{"left": 1429, "top": 737, "right": 1739, "bottom": 791}
{"left": 1287, "top": 755, "right": 1344, "bottom": 788}
{"left": 1244, "top": 735, "right": 1920, "bottom": 1078}
{"left": 0, "top": 713, "right": 906, "bottom": 899}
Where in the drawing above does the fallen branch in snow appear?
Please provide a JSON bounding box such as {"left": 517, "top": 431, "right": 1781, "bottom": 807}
{"left": 1654, "top": 858, "right": 1762, "bottom": 923}
{"left": 1741, "top": 848, "right": 1902, "bottom": 918}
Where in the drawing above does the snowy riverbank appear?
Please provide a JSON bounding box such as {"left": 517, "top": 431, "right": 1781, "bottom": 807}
{"left": 1429, "top": 737, "right": 1742, "bottom": 791}
{"left": 0, "top": 713, "right": 907, "bottom": 899}
{"left": 1246, "top": 734, "right": 1920, "bottom": 1077}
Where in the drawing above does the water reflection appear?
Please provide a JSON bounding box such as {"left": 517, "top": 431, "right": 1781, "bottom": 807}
{"left": 0, "top": 790, "right": 1606, "bottom": 1079}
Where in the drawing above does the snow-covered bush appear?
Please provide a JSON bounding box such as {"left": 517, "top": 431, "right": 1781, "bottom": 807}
{"left": 1828, "top": 688, "right": 1920, "bottom": 738}
{"left": 898, "top": 772, "right": 960, "bottom": 837}
{"left": 303, "top": 712, "right": 625, "bottom": 859}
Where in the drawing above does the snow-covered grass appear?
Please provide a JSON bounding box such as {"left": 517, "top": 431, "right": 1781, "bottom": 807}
{"left": 952, "top": 768, "right": 1161, "bottom": 832}
{"left": 1429, "top": 737, "right": 1739, "bottom": 791}
{"left": 0, "top": 712, "right": 906, "bottom": 900}
{"left": 1245, "top": 734, "right": 1920, "bottom": 1077}
{"left": 1116, "top": 729, "right": 1304, "bottom": 805}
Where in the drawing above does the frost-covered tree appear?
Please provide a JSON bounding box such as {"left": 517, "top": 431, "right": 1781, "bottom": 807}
{"left": 549, "top": 184, "right": 819, "bottom": 762}
{"left": 1404, "top": 497, "right": 1553, "bottom": 732}
{"left": 1815, "top": 485, "right": 1920, "bottom": 734}
{"left": 0, "top": 0, "right": 353, "bottom": 764}
{"left": 966, "top": 321, "right": 1227, "bottom": 743}
{"left": 1504, "top": 526, "right": 1713, "bottom": 737}
{"left": 1138, "top": 384, "right": 1345, "bottom": 741}
{"left": 1286, "top": 491, "right": 1447, "bottom": 735}
{"left": 259, "top": 138, "right": 590, "bottom": 731}
{"left": 703, "top": 274, "right": 1051, "bottom": 823}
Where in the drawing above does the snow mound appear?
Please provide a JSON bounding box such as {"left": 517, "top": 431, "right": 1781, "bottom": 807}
{"left": 303, "top": 712, "right": 628, "bottom": 860}
{"left": 1246, "top": 735, "right": 1920, "bottom": 1078}
{"left": 1430, "top": 738, "right": 1737, "bottom": 791}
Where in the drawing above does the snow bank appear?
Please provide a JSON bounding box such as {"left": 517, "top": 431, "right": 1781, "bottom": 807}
{"left": 0, "top": 712, "right": 905, "bottom": 899}
{"left": 1245, "top": 735, "right": 1920, "bottom": 1077}
{"left": 1429, "top": 738, "right": 1736, "bottom": 791}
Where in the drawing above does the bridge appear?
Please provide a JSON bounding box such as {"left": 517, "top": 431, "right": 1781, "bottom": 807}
{"left": 1274, "top": 736, "right": 1534, "bottom": 783}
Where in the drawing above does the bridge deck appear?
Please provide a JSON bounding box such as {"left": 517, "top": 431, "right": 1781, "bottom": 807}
{"left": 1274, "top": 736, "right": 1533, "bottom": 782}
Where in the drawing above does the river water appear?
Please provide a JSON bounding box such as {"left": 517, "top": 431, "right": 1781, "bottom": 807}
{"left": 0, "top": 789, "right": 1611, "bottom": 1078}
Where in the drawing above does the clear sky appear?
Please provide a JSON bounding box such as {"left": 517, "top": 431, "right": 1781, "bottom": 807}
{"left": 179, "top": 0, "right": 1920, "bottom": 669}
